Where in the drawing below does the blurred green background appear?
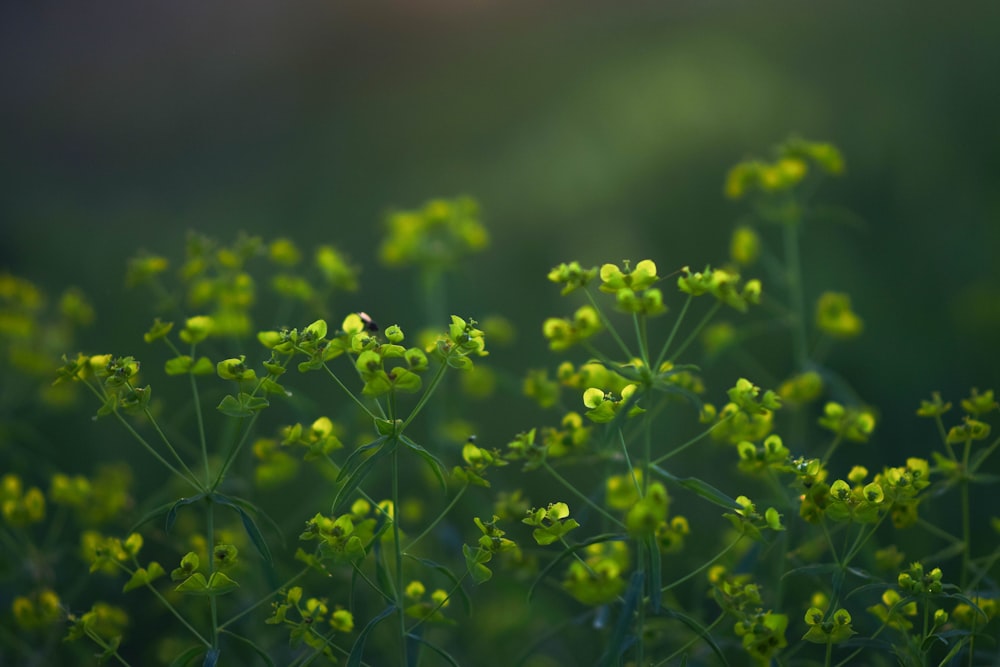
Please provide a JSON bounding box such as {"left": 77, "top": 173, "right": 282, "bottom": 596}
{"left": 4, "top": 2, "right": 1000, "bottom": 664}
{"left": 3, "top": 1, "right": 999, "bottom": 485}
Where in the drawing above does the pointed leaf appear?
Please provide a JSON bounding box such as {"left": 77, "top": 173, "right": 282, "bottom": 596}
{"left": 346, "top": 606, "right": 397, "bottom": 667}
{"left": 175, "top": 573, "right": 209, "bottom": 594}
{"left": 406, "top": 634, "right": 461, "bottom": 667}
{"left": 400, "top": 434, "right": 447, "bottom": 491}
{"left": 219, "top": 630, "right": 275, "bottom": 667}
{"left": 211, "top": 493, "right": 273, "bottom": 565}
{"left": 130, "top": 499, "right": 182, "bottom": 533}
{"left": 166, "top": 494, "right": 207, "bottom": 533}
{"left": 651, "top": 465, "right": 737, "bottom": 508}
{"left": 335, "top": 436, "right": 388, "bottom": 483}
{"left": 661, "top": 607, "right": 730, "bottom": 666}
{"left": 598, "top": 571, "right": 643, "bottom": 667}
{"left": 167, "top": 646, "right": 205, "bottom": 667}
{"left": 333, "top": 440, "right": 396, "bottom": 512}
{"left": 217, "top": 394, "right": 252, "bottom": 418}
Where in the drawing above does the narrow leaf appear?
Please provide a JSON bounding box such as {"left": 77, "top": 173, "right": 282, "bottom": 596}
{"left": 167, "top": 646, "right": 204, "bottom": 667}
{"left": 406, "top": 634, "right": 461, "bottom": 667}
{"left": 219, "top": 630, "right": 276, "bottom": 667}
{"left": 661, "top": 607, "right": 730, "bottom": 666}
{"left": 651, "top": 465, "right": 737, "bottom": 508}
{"left": 399, "top": 434, "right": 447, "bottom": 491}
{"left": 333, "top": 440, "right": 396, "bottom": 512}
{"left": 346, "top": 606, "right": 397, "bottom": 667}
{"left": 598, "top": 570, "right": 643, "bottom": 667}
{"left": 166, "top": 494, "right": 206, "bottom": 533}
{"left": 211, "top": 493, "right": 273, "bottom": 565}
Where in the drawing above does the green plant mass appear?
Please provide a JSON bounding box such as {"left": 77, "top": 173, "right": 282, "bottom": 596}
{"left": 3, "top": 140, "right": 1000, "bottom": 666}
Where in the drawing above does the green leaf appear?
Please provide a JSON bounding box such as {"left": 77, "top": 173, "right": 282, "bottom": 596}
{"left": 217, "top": 393, "right": 269, "bottom": 417}
{"left": 400, "top": 434, "right": 447, "bottom": 491}
{"left": 165, "top": 355, "right": 194, "bottom": 375}
{"left": 218, "top": 630, "right": 275, "bottom": 667}
{"left": 333, "top": 439, "right": 395, "bottom": 512}
{"left": 598, "top": 570, "right": 643, "bottom": 667}
{"left": 346, "top": 606, "right": 397, "bottom": 667}
{"left": 191, "top": 357, "right": 215, "bottom": 375}
{"left": 661, "top": 607, "right": 730, "bottom": 667}
{"left": 166, "top": 646, "right": 204, "bottom": 667}
{"left": 650, "top": 465, "right": 737, "bottom": 509}
{"left": 210, "top": 493, "right": 273, "bottom": 565}
{"left": 130, "top": 499, "right": 181, "bottom": 533}
{"left": 217, "top": 394, "right": 251, "bottom": 417}
{"left": 206, "top": 571, "right": 239, "bottom": 595}
{"left": 462, "top": 544, "right": 493, "bottom": 584}
{"left": 175, "top": 573, "right": 209, "bottom": 594}
{"left": 166, "top": 494, "right": 207, "bottom": 533}
{"left": 406, "top": 634, "right": 461, "bottom": 667}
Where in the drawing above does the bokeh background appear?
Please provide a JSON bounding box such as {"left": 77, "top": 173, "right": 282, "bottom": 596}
{"left": 3, "top": 1, "right": 1000, "bottom": 662}
{"left": 4, "top": 1, "right": 999, "bottom": 430}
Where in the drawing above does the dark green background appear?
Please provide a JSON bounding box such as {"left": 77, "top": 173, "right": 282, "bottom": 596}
{"left": 3, "top": 1, "right": 999, "bottom": 474}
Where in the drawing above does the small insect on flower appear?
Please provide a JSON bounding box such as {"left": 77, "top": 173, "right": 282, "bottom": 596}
{"left": 357, "top": 312, "right": 379, "bottom": 332}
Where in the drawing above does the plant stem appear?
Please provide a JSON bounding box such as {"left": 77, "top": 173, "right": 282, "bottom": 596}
{"left": 391, "top": 444, "right": 408, "bottom": 666}
{"left": 669, "top": 302, "right": 721, "bottom": 362}
{"left": 584, "top": 286, "right": 633, "bottom": 360}
{"left": 542, "top": 462, "right": 625, "bottom": 528}
{"left": 403, "top": 484, "right": 467, "bottom": 553}
{"left": 661, "top": 535, "right": 744, "bottom": 593}
{"left": 654, "top": 294, "right": 692, "bottom": 369}
{"left": 207, "top": 500, "right": 219, "bottom": 655}
{"left": 219, "top": 567, "right": 309, "bottom": 630}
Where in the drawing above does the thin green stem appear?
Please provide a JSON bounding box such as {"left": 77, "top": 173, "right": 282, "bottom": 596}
{"left": 207, "top": 501, "right": 219, "bottom": 654}
{"left": 651, "top": 414, "right": 734, "bottom": 466}
{"left": 391, "top": 444, "right": 408, "bottom": 666}
{"left": 633, "top": 313, "right": 650, "bottom": 368}
{"left": 84, "top": 629, "right": 134, "bottom": 667}
{"left": 669, "top": 301, "right": 721, "bottom": 362}
{"left": 320, "top": 363, "right": 379, "bottom": 421}
{"left": 653, "top": 611, "right": 725, "bottom": 667}
{"left": 820, "top": 435, "right": 844, "bottom": 467}
{"left": 583, "top": 286, "right": 633, "bottom": 360}
{"left": 661, "top": 535, "right": 744, "bottom": 593}
{"left": 403, "top": 484, "right": 468, "bottom": 553}
{"left": 146, "top": 581, "right": 212, "bottom": 647}
{"left": 189, "top": 359, "right": 211, "bottom": 484}
{"left": 111, "top": 410, "right": 202, "bottom": 492}
{"left": 401, "top": 360, "right": 449, "bottom": 432}
{"left": 140, "top": 403, "right": 202, "bottom": 485}
{"left": 211, "top": 412, "right": 261, "bottom": 491}
{"left": 654, "top": 294, "right": 692, "bottom": 370}
{"left": 542, "top": 462, "right": 625, "bottom": 528}
{"left": 219, "top": 567, "right": 310, "bottom": 630}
